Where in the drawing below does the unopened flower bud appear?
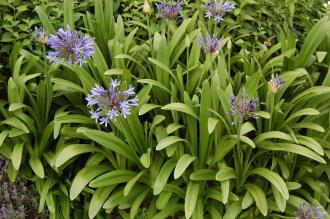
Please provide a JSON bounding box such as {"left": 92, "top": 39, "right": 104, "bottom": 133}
{"left": 143, "top": 0, "right": 151, "bottom": 14}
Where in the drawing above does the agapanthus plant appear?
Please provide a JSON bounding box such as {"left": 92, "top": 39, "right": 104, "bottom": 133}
{"left": 86, "top": 79, "right": 139, "bottom": 127}
{"left": 156, "top": 0, "right": 183, "bottom": 19}
{"left": 230, "top": 88, "right": 258, "bottom": 122}
{"left": 46, "top": 25, "right": 95, "bottom": 65}
{"left": 296, "top": 201, "right": 326, "bottom": 219}
{"left": 268, "top": 73, "right": 284, "bottom": 94}
{"left": 198, "top": 33, "right": 225, "bottom": 54}
{"left": 203, "top": 0, "right": 235, "bottom": 22}
{"left": 31, "top": 27, "right": 48, "bottom": 44}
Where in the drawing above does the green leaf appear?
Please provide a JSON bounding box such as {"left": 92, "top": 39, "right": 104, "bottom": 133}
{"left": 153, "top": 159, "right": 176, "bottom": 195}
{"left": 162, "top": 103, "right": 198, "bottom": 119}
{"left": 242, "top": 191, "right": 253, "bottom": 209}
{"left": 185, "top": 182, "right": 199, "bottom": 219}
{"left": 223, "top": 201, "right": 242, "bottom": 219}
{"left": 88, "top": 186, "right": 115, "bottom": 219}
{"left": 140, "top": 148, "right": 151, "bottom": 168}
{"left": 89, "top": 170, "right": 136, "bottom": 188}
{"left": 130, "top": 190, "right": 149, "bottom": 218}
{"left": 2, "top": 117, "right": 29, "bottom": 133}
{"left": 316, "top": 51, "right": 327, "bottom": 62}
{"left": 124, "top": 170, "right": 146, "bottom": 196}
{"left": 244, "top": 184, "right": 268, "bottom": 216}
{"left": 272, "top": 186, "right": 286, "bottom": 212}
{"left": 174, "top": 154, "right": 196, "bottom": 179}
{"left": 190, "top": 169, "right": 216, "bottom": 180}
{"left": 156, "top": 191, "right": 172, "bottom": 210}
{"left": 258, "top": 141, "right": 326, "bottom": 163}
{"left": 70, "top": 165, "right": 110, "bottom": 200}
{"left": 254, "top": 131, "right": 293, "bottom": 144}
{"left": 249, "top": 168, "right": 289, "bottom": 200}
{"left": 55, "top": 144, "right": 100, "bottom": 167}
{"left": 156, "top": 136, "right": 187, "bottom": 151}
{"left": 0, "top": 130, "right": 9, "bottom": 147}
{"left": 29, "top": 156, "right": 45, "bottom": 178}
{"left": 216, "top": 166, "right": 236, "bottom": 181}
{"left": 208, "top": 118, "right": 218, "bottom": 135}
{"left": 138, "top": 79, "right": 171, "bottom": 94}
{"left": 284, "top": 108, "right": 319, "bottom": 124}
{"left": 11, "top": 142, "right": 24, "bottom": 170}
{"left": 139, "top": 104, "right": 161, "bottom": 116}
{"left": 77, "top": 128, "right": 139, "bottom": 163}
{"left": 35, "top": 6, "right": 56, "bottom": 34}
{"left": 254, "top": 111, "right": 270, "bottom": 119}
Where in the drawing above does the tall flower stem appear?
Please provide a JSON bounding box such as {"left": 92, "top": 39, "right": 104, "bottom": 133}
{"left": 234, "top": 120, "right": 243, "bottom": 192}
{"left": 42, "top": 43, "right": 47, "bottom": 74}
{"left": 268, "top": 93, "right": 275, "bottom": 131}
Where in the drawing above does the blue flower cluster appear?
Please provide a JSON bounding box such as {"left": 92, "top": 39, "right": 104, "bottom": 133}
{"left": 230, "top": 88, "right": 258, "bottom": 121}
{"left": 203, "top": 0, "right": 235, "bottom": 22}
{"left": 47, "top": 25, "right": 95, "bottom": 65}
{"left": 156, "top": 0, "right": 183, "bottom": 19}
{"left": 296, "top": 201, "right": 326, "bottom": 219}
{"left": 268, "top": 73, "right": 284, "bottom": 94}
{"left": 86, "top": 79, "right": 139, "bottom": 126}
{"left": 198, "top": 33, "right": 225, "bottom": 54}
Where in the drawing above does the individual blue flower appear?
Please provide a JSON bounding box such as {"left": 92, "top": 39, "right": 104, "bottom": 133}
{"left": 268, "top": 73, "right": 284, "bottom": 95}
{"left": 230, "top": 88, "right": 258, "bottom": 121}
{"left": 203, "top": 0, "right": 235, "bottom": 22}
{"left": 46, "top": 25, "right": 95, "bottom": 65}
{"left": 31, "top": 27, "right": 48, "bottom": 44}
{"left": 198, "top": 33, "right": 225, "bottom": 54}
{"left": 296, "top": 201, "right": 326, "bottom": 219}
{"left": 86, "top": 79, "right": 139, "bottom": 127}
{"left": 156, "top": 0, "right": 183, "bottom": 20}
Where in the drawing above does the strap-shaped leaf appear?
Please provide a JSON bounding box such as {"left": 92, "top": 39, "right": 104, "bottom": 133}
{"left": 249, "top": 167, "right": 289, "bottom": 200}
{"left": 185, "top": 182, "right": 200, "bottom": 219}
{"left": 244, "top": 184, "right": 268, "bottom": 216}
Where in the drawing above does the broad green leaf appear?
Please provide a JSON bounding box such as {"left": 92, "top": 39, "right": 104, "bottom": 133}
{"left": 223, "top": 201, "right": 242, "bottom": 219}
{"left": 156, "top": 191, "right": 172, "bottom": 210}
{"left": 174, "top": 154, "right": 196, "bottom": 179}
{"left": 2, "top": 117, "right": 29, "bottom": 133}
{"left": 208, "top": 118, "right": 219, "bottom": 134}
{"left": 139, "top": 104, "right": 161, "bottom": 116}
{"left": 272, "top": 186, "right": 286, "bottom": 212}
{"left": 242, "top": 191, "right": 253, "bottom": 209}
{"left": 55, "top": 144, "right": 100, "bottom": 167}
{"left": 89, "top": 170, "right": 136, "bottom": 188}
{"left": 284, "top": 108, "right": 319, "bottom": 124}
{"left": 124, "top": 170, "right": 146, "bottom": 196}
{"left": 89, "top": 186, "right": 115, "bottom": 219}
{"left": 156, "top": 136, "right": 187, "bottom": 151}
{"left": 190, "top": 169, "right": 216, "bottom": 181}
{"left": 153, "top": 159, "right": 176, "bottom": 195}
{"left": 254, "top": 131, "right": 293, "bottom": 144}
{"left": 0, "top": 130, "right": 9, "bottom": 147}
{"left": 250, "top": 168, "right": 289, "bottom": 200}
{"left": 29, "top": 156, "right": 44, "bottom": 178}
{"left": 70, "top": 165, "right": 110, "bottom": 200}
{"left": 167, "top": 123, "right": 184, "bottom": 134}
{"left": 161, "top": 103, "right": 198, "bottom": 119}
{"left": 77, "top": 128, "right": 140, "bottom": 163}
{"left": 244, "top": 184, "right": 268, "bottom": 216}
{"left": 130, "top": 190, "right": 149, "bottom": 219}
{"left": 258, "top": 141, "right": 326, "bottom": 163}
{"left": 138, "top": 79, "right": 171, "bottom": 94}
{"left": 11, "top": 142, "right": 24, "bottom": 170}
{"left": 184, "top": 182, "right": 200, "bottom": 219}
{"left": 216, "top": 166, "right": 236, "bottom": 181}
{"left": 140, "top": 149, "right": 151, "bottom": 168}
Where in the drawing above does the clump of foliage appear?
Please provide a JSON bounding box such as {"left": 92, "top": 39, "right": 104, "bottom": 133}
{"left": 1, "top": 0, "right": 330, "bottom": 219}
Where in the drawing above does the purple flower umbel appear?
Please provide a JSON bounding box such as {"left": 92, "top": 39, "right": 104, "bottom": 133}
{"left": 198, "top": 33, "right": 225, "bottom": 54}
{"left": 296, "top": 201, "right": 326, "bottom": 219}
{"left": 203, "top": 0, "right": 235, "bottom": 22}
{"left": 31, "top": 27, "right": 48, "bottom": 44}
{"left": 86, "top": 79, "right": 139, "bottom": 127}
{"left": 268, "top": 73, "right": 284, "bottom": 94}
{"left": 156, "top": 1, "right": 183, "bottom": 19}
{"left": 230, "top": 88, "right": 258, "bottom": 121}
{"left": 46, "top": 25, "right": 95, "bottom": 66}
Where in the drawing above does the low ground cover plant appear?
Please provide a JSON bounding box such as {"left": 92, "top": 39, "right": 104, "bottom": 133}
{"left": 0, "top": 0, "right": 330, "bottom": 218}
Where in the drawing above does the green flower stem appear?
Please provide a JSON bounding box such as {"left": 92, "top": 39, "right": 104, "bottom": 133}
{"left": 42, "top": 44, "right": 47, "bottom": 74}
{"left": 268, "top": 93, "right": 275, "bottom": 131}
{"left": 234, "top": 120, "right": 243, "bottom": 192}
